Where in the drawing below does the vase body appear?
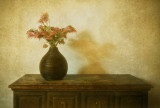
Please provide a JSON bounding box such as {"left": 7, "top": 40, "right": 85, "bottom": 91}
{"left": 39, "top": 46, "right": 68, "bottom": 80}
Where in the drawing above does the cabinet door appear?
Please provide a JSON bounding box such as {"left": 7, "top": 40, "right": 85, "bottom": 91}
{"left": 47, "top": 92, "right": 80, "bottom": 108}
{"left": 81, "top": 92, "right": 115, "bottom": 108}
{"left": 115, "top": 92, "right": 147, "bottom": 108}
{"left": 14, "top": 92, "right": 45, "bottom": 108}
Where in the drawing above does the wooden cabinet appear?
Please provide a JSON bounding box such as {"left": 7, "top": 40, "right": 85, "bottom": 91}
{"left": 9, "top": 74, "right": 152, "bottom": 108}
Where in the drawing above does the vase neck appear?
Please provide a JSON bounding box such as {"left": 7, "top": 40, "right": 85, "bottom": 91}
{"left": 50, "top": 45, "right": 57, "bottom": 48}
{"left": 49, "top": 46, "right": 58, "bottom": 52}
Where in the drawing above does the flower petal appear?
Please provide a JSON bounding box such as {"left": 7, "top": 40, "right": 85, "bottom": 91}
{"left": 43, "top": 44, "right": 48, "bottom": 48}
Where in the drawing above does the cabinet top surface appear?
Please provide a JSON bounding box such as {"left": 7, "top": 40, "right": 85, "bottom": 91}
{"left": 9, "top": 74, "right": 152, "bottom": 91}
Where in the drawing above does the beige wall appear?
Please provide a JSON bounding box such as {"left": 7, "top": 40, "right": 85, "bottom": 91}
{"left": 0, "top": 0, "right": 160, "bottom": 108}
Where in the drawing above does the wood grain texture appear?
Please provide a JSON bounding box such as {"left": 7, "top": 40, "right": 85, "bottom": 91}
{"left": 9, "top": 74, "right": 152, "bottom": 91}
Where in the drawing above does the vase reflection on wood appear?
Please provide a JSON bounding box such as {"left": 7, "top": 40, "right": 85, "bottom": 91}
{"left": 39, "top": 46, "right": 68, "bottom": 80}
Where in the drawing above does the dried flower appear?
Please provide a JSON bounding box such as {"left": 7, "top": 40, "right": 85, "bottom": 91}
{"left": 27, "top": 13, "right": 76, "bottom": 48}
{"left": 43, "top": 44, "right": 48, "bottom": 48}
{"left": 63, "top": 25, "right": 76, "bottom": 33}
{"left": 27, "top": 29, "right": 39, "bottom": 38}
{"left": 38, "top": 12, "right": 49, "bottom": 23}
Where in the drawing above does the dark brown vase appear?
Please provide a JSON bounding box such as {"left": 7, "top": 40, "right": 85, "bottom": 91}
{"left": 39, "top": 46, "right": 68, "bottom": 80}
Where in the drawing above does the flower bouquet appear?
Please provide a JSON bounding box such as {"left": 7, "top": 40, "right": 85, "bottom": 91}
{"left": 27, "top": 12, "right": 76, "bottom": 48}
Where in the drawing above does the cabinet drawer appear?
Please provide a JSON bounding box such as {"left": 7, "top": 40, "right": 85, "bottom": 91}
{"left": 81, "top": 92, "right": 115, "bottom": 108}
{"left": 47, "top": 92, "right": 80, "bottom": 108}
{"left": 14, "top": 92, "right": 46, "bottom": 108}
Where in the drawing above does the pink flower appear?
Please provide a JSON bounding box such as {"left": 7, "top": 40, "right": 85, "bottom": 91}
{"left": 51, "top": 27, "right": 60, "bottom": 32}
{"left": 40, "top": 31, "right": 48, "bottom": 36}
{"left": 39, "top": 31, "right": 52, "bottom": 40}
{"left": 26, "top": 29, "right": 39, "bottom": 38}
{"left": 63, "top": 25, "right": 76, "bottom": 33}
{"left": 44, "top": 35, "right": 52, "bottom": 40}
{"left": 49, "top": 31, "right": 56, "bottom": 36}
{"left": 38, "top": 13, "right": 49, "bottom": 23}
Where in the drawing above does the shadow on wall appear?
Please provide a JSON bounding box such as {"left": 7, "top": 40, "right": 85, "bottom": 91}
{"left": 69, "top": 31, "right": 115, "bottom": 74}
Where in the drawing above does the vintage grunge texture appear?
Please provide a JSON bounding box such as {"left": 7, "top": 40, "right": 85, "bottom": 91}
{"left": 0, "top": 0, "right": 160, "bottom": 108}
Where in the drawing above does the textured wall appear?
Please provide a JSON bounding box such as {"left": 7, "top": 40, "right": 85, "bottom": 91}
{"left": 0, "top": 0, "right": 160, "bottom": 108}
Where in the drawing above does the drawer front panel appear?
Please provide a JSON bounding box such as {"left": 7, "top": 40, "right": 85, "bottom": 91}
{"left": 47, "top": 92, "right": 80, "bottom": 108}
{"left": 115, "top": 93, "right": 147, "bottom": 108}
{"left": 82, "top": 92, "right": 115, "bottom": 108}
{"left": 14, "top": 92, "right": 45, "bottom": 108}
